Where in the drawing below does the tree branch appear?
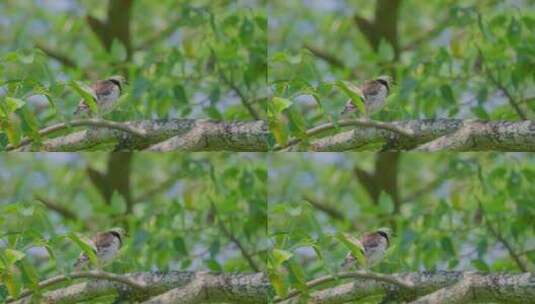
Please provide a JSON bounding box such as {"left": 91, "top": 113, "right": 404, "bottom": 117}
{"left": 275, "top": 271, "right": 414, "bottom": 303}
{"left": 275, "top": 119, "right": 415, "bottom": 151}
{"left": 301, "top": 119, "right": 535, "bottom": 152}
{"left": 302, "top": 195, "right": 345, "bottom": 221}
{"left": 6, "top": 271, "right": 146, "bottom": 303}
{"left": 278, "top": 271, "right": 535, "bottom": 304}
{"left": 142, "top": 272, "right": 268, "bottom": 304}
{"left": 34, "top": 195, "right": 78, "bottom": 221}
{"left": 7, "top": 119, "right": 268, "bottom": 152}
{"left": 6, "top": 119, "right": 148, "bottom": 151}
{"left": 8, "top": 271, "right": 268, "bottom": 304}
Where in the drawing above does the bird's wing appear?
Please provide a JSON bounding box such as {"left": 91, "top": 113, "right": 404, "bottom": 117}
{"left": 92, "top": 81, "right": 116, "bottom": 100}
{"left": 361, "top": 232, "right": 383, "bottom": 250}
{"left": 93, "top": 232, "right": 117, "bottom": 251}
{"left": 360, "top": 81, "right": 382, "bottom": 98}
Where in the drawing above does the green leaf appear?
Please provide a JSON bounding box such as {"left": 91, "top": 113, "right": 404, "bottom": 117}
{"left": 335, "top": 80, "right": 365, "bottom": 114}
{"left": 287, "top": 258, "right": 307, "bottom": 291}
{"left": 471, "top": 259, "right": 490, "bottom": 271}
{"left": 508, "top": 17, "right": 522, "bottom": 45}
{"left": 268, "top": 270, "right": 287, "bottom": 298}
{"left": 5, "top": 97, "right": 26, "bottom": 113}
{"left": 2, "top": 269, "right": 21, "bottom": 298}
{"left": 378, "top": 192, "right": 394, "bottom": 213}
{"left": 68, "top": 232, "right": 98, "bottom": 269}
{"left": 110, "top": 39, "right": 127, "bottom": 61}
{"left": 271, "top": 249, "right": 293, "bottom": 267}
{"left": 5, "top": 249, "right": 25, "bottom": 265}
{"left": 270, "top": 97, "right": 292, "bottom": 115}
{"left": 440, "top": 84, "right": 455, "bottom": 104}
{"left": 110, "top": 192, "right": 127, "bottom": 214}
{"left": 20, "top": 259, "right": 39, "bottom": 289}
{"left": 377, "top": 39, "right": 395, "bottom": 61}
{"left": 1, "top": 114, "right": 22, "bottom": 146}
{"left": 336, "top": 232, "right": 366, "bottom": 267}
{"left": 173, "top": 84, "right": 188, "bottom": 104}
{"left": 69, "top": 80, "right": 97, "bottom": 114}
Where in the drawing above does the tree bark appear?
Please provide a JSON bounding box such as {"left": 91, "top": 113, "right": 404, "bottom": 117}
{"left": 279, "top": 271, "right": 535, "bottom": 304}
{"left": 9, "top": 271, "right": 269, "bottom": 304}
{"left": 10, "top": 119, "right": 268, "bottom": 152}
{"left": 300, "top": 119, "right": 535, "bottom": 151}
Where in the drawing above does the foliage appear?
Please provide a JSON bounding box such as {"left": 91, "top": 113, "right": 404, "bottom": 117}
{"left": 0, "top": 0, "right": 267, "bottom": 149}
{"left": 268, "top": 1, "right": 535, "bottom": 147}
{"left": 0, "top": 153, "right": 267, "bottom": 302}
{"left": 268, "top": 153, "right": 535, "bottom": 298}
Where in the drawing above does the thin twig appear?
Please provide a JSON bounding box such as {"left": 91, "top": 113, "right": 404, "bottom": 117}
{"left": 34, "top": 195, "right": 78, "bottom": 220}
{"left": 274, "top": 119, "right": 415, "bottom": 151}
{"left": 302, "top": 195, "right": 345, "bottom": 221}
{"left": 6, "top": 119, "right": 149, "bottom": 151}
{"left": 477, "top": 48, "right": 527, "bottom": 119}
{"left": 275, "top": 271, "right": 414, "bottom": 302}
{"left": 303, "top": 43, "right": 346, "bottom": 69}
{"left": 35, "top": 43, "right": 77, "bottom": 68}
{"left": 6, "top": 271, "right": 146, "bottom": 303}
{"left": 218, "top": 70, "right": 260, "bottom": 120}
{"left": 477, "top": 197, "right": 528, "bottom": 272}
{"left": 213, "top": 203, "right": 260, "bottom": 272}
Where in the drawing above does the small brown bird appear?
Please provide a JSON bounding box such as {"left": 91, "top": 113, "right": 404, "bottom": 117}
{"left": 74, "top": 75, "right": 126, "bottom": 117}
{"left": 341, "top": 227, "right": 392, "bottom": 270}
{"left": 74, "top": 228, "right": 127, "bottom": 271}
{"left": 341, "top": 75, "right": 392, "bottom": 116}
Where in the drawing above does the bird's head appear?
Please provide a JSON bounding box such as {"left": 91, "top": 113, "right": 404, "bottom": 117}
{"left": 375, "top": 75, "right": 393, "bottom": 88}
{"left": 376, "top": 227, "right": 393, "bottom": 241}
{"left": 107, "top": 75, "right": 127, "bottom": 87}
{"left": 108, "top": 227, "right": 128, "bottom": 239}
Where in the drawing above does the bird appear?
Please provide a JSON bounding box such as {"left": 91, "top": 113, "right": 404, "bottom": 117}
{"left": 74, "top": 227, "right": 127, "bottom": 271}
{"left": 74, "top": 75, "right": 126, "bottom": 117}
{"left": 341, "top": 75, "right": 392, "bottom": 116}
{"left": 340, "top": 227, "right": 392, "bottom": 270}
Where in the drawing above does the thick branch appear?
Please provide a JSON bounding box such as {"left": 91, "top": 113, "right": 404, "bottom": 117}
{"left": 6, "top": 119, "right": 148, "bottom": 151}
{"left": 142, "top": 272, "right": 268, "bottom": 304}
{"left": 276, "top": 119, "right": 415, "bottom": 151}
{"left": 276, "top": 271, "right": 414, "bottom": 303}
{"left": 279, "top": 271, "right": 535, "bottom": 304}
{"left": 303, "top": 119, "right": 535, "bottom": 152}
{"left": 9, "top": 271, "right": 268, "bottom": 304}
{"left": 8, "top": 119, "right": 268, "bottom": 152}
{"left": 7, "top": 271, "right": 146, "bottom": 303}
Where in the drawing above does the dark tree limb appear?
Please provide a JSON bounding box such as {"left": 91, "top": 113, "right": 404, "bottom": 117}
{"left": 302, "top": 195, "right": 345, "bottom": 221}
{"left": 86, "top": 0, "right": 134, "bottom": 60}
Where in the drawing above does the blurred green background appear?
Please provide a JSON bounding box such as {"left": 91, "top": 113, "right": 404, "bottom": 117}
{"left": 268, "top": 0, "right": 535, "bottom": 147}
{"left": 0, "top": 0, "right": 267, "bottom": 148}
{"left": 0, "top": 152, "right": 267, "bottom": 300}
{"left": 268, "top": 153, "right": 535, "bottom": 297}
